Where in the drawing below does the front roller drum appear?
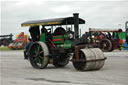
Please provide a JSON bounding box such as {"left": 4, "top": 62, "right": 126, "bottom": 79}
{"left": 72, "top": 48, "right": 106, "bottom": 71}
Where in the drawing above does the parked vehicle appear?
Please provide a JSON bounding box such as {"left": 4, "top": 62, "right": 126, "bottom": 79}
{"left": 87, "top": 28, "right": 122, "bottom": 52}
{"left": 0, "top": 34, "right": 13, "bottom": 46}
{"left": 8, "top": 32, "right": 28, "bottom": 49}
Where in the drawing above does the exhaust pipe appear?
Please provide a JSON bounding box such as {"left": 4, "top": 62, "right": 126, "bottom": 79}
{"left": 73, "top": 13, "right": 79, "bottom": 39}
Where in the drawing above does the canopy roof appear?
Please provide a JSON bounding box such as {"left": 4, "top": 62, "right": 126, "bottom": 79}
{"left": 89, "top": 28, "right": 122, "bottom": 32}
{"left": 21, "top": 17, "right": 85, "bottom": 27}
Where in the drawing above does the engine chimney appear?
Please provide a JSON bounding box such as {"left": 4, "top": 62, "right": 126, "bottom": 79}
{"left": 73, "top": 13, "right": 79, "bottom": 39}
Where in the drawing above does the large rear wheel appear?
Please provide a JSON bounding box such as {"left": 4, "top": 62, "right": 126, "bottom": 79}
{"left": 29, "top": 42, "right": 49, "bottom": 69}
{"left": 99, "top": 39, "right": 112, "bottom": 52}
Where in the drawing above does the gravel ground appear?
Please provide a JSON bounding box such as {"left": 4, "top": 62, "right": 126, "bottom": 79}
{"left": 0, "top": 50, "right": 128, "bottom": 85}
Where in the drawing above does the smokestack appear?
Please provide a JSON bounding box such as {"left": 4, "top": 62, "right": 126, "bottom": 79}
{"left": 73, "top": 13, "right": 79, "bottom": 39}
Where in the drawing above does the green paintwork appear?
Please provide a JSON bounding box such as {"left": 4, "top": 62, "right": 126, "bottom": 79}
{"left": 52, "top": 34, "right": 69, "bottom": 44}
{"left": 57, "top": 40, "right": 72, "bottom": 48}
{"left": 64, "top": 34, "right": 68, "bottom": 39}
{"left": 118, "top": 32, "right": 126, "bottom": 39}
{"left": 58, "top": 44, "right": 71, "bottom": 48}
{"left": 31, "top": 44, "right": 43, "bottom": 64}
{"left": 52, "top": 35, "right": 64, "bottom": 44}
{"left": 40, "top": 33, "right": 46, "bottom": 42}
{"left": 39, "top": 33, "right": 72, "bottom": 48}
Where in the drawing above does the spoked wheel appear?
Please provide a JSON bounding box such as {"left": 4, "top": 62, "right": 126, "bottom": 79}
{"left": 99, "top": 39, "right": 112, "bottom": 52}
{"left": 53, "top": 54, "right": 69, "bottom": 67}
{"left": 29, "top": 42, "right": 49, "bottom": 69}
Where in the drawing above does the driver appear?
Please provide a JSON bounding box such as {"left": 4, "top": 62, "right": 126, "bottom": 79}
{"left": 41, "top": 26, "right": 48, "bottom": 34}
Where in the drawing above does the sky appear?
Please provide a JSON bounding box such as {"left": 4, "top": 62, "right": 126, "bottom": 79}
{"left": 1, "top": 0, "right": 128, "bottom": 39}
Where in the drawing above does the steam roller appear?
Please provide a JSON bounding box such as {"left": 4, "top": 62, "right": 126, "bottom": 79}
{"left": 22, "top": 13, "right": 106, "bottom": 71}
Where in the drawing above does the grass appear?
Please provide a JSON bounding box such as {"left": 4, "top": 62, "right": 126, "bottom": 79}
{"left": 0, "top": 47, "right": 24, "bottom": 51}
{"left": 0, "top": 47, "right": 11, "bottom": 51}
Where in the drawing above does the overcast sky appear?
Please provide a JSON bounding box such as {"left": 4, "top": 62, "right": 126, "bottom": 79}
{"left": 1, "top": 0, "right": 128, "bottom": 39}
